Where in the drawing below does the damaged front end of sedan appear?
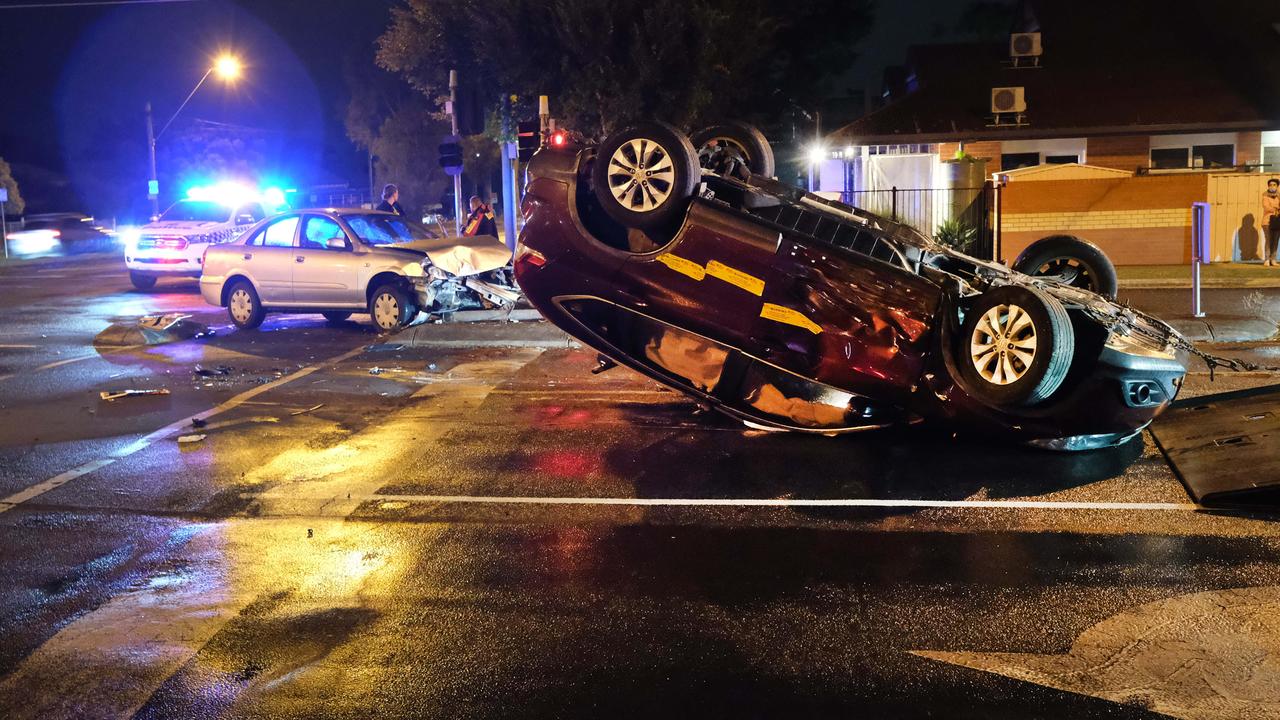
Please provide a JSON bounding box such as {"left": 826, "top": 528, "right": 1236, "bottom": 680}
{"left": 513, "top": 120, "right": 1225, "bottom": 451}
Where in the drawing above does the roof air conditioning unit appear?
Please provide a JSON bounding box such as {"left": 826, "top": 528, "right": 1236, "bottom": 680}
{"left": 991, "top": 87, "right": 1026, "bottom": 114}
{"left": 1010, "top": 32, "right": 1042, "bottom": 58}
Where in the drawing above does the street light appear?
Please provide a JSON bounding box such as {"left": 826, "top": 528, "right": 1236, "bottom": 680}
{"left": 807, "top": 144, "right": 826, "bottom": 192}
{"left": 146, "top": 52, "right": 243, "bottom": 217}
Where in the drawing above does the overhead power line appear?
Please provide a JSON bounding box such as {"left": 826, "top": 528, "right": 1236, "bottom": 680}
{"left": 0, "top": 0, "right": 202, "bottom": 9}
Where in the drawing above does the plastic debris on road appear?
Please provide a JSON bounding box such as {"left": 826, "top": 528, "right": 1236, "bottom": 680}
{"left": 290, "top": 403, "right": 324, "bottom": 416}
{"left": 99, "top": 388, "right": 170, "bottom": 401}
{"left": 176, "top": 434, "right": 206, "bottom": 443}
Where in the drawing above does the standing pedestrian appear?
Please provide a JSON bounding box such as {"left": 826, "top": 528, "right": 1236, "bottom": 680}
{"left": 1264, "top": 178, "right": 1280, "bottom": 266}
{"left": 462, "top": 196, "right": 498, "bottom": 238}
{"left": 377, "top": 184, "right": 406, "bottom": 216}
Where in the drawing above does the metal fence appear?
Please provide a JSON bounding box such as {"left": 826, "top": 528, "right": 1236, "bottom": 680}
{"left": 840, "top": 185, "right": 994, "bottom": 258}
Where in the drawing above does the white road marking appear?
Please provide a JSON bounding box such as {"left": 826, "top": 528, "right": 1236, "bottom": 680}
{"left": 0, "top": 343, "right": 367, "bottom": 514}
{"left": 239, "top": 493, "right": 1201, "bottom": 512}
{"left": 0, "top": 343, "right": 38, "bottom": 348}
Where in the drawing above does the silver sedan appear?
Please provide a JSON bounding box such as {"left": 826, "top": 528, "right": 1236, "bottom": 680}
{"left": 200, "top": 208, "right": 511, "bottom": 331}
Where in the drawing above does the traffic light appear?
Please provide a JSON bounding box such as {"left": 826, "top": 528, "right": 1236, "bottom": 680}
{"left": 516, "top": 120, "right": 540, "bottom": 162}
{"left": 438, "top": 134, "right": 463, "bottom": 176}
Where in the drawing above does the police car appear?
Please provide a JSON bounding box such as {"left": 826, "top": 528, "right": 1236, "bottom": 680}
{"left": 123, "top": 198, "right": 267, "bottom": 290}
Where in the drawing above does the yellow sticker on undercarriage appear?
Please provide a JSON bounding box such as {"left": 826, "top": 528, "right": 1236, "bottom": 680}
{"left": 705, "top": 260, "right": 765, "bottom": 296}
{"left": 655, "top": 253, "right": 706, "bottom": 281}
{"left": 760, "top": 303, "right": 823, "bottom": 335}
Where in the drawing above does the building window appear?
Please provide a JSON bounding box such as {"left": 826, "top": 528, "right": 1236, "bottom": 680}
{"left": 1045, "top": 154, "right": 1079, "bottom": 164}
{"left": 1191, "top": 144, "right": 1233, "bottom": 169}
{"left": 1150, "top": 144, "right": 1235, "bottom": 170}
{"left": 1001, "top": 152, "right": 1040, "bottom": 170}
{"left": 1151, "top": 148, "right": 1189, "bottom": 169}
{"left": 1264, "top": 146, "right": 1280, "bottom": 173}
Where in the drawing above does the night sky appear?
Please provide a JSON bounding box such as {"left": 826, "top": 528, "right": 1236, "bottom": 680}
{"left": 0, "top": 0, "right": 971, "bottom": 218}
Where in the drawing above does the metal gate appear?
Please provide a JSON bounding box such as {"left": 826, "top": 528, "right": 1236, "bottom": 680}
{"left": 841, "top": 185, "right": 994, "bottom": 258}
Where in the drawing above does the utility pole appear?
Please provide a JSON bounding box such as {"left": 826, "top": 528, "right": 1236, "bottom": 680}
{"left": 1, "top": 192, "right": 8, "bottom": 260}
{"left": 145, "top": 102, "right": 159, "bottom": 219}
{"left": 367, "top": 151, "right": 375, "bottom": 208}
{"left": 448, "top": 69, "right": 464, "bottom": 236}
{"left": 500, "top": 94, "right": 518, "bottom": 251}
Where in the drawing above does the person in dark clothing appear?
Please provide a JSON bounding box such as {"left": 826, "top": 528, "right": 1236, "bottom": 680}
{"left": 377, "top": 184, "right": 406, "bottom": 216}
{"left": 463, "top": 195, "right": 498, "bottom": 237}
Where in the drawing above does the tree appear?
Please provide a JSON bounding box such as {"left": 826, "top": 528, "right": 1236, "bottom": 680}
{"left": 0, "top": 156, "right": 25, "bottom": 215}
{"left": 376, "top": 0, "right": 873, "bottom": 139}
{"left": 344, "top": 56, "right": 452, "bottom": 217}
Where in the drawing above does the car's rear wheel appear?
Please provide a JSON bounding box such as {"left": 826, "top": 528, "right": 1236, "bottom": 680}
{"left": 591, "top": 121, "right": 700, "bottom": 232}
{"left": 322, "top": 311, "right": 352, "bottom": 324}
{"left": 691, "top": 121, "right": 776, "bottom": 178}
{"left": 226, "top": 279, "right": 265, "bottom": 330}
{"left": 369, "top": 283, "right": 416, "bottom": 332}
{"left": 129, "top": 271, "right": 157, "bottom": 291}
{"left": 1012, "top": 235, "right": 1119, "bottom": 299}
{"left": 958, "top": 285, "right": 1074, "bottom": 407}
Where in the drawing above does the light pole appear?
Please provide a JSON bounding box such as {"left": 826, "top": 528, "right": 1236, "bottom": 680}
{"left": 147, "top": 53, "right": 242, "bottom": 217}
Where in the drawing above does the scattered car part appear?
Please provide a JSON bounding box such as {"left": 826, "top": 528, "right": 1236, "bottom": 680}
{"left": 1012, "top": 235, "right": 1120, "bottom": 299}
{"left": 100, "top": 388, "right": 170, "bottom": 401}
{"left": 176, "top": 434, "right": 206, "bottom": 443}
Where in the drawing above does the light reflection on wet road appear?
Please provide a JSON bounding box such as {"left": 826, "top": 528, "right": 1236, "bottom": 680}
{"left": 1, "top": 254, "right": 1279, "bottom": 718}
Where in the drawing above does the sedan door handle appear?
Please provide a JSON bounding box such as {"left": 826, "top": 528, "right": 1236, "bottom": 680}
{"left": 242, "top": 253, "right": 253, "bottom": 260}
{"left": 295, "top": 256, "right": 305, "bottom": 263}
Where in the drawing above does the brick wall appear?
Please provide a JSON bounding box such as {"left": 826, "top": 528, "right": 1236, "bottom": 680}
{"left": 1237, "top": 131, "right": 1262, "bottom": 167}
{"left": 1001, "top": 173, "right": 1208, "bottom": 265}
{"left": 1085, "top": 135, "right": 1149, "bottom": 172}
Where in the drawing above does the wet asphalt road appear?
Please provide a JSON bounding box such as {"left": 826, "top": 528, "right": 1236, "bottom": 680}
{"left": 2, "top": 254, "right": 1280, "bottom": 719}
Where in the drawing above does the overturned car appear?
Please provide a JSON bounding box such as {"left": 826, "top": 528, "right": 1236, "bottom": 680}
{"left": 514, "top": 121, "right": 1193, "bottom": 450}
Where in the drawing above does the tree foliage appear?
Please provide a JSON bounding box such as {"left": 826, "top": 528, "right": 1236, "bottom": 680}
{"left": 377, "top": 0, "right": 874, "bottom": 138}
{"left": 344, "top": 57, "right": 452, "bottom": 216}
{"left": 0, "top": 156, "right": 25, "bottom": 215}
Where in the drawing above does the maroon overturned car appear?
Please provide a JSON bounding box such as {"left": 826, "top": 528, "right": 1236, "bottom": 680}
{"left": 514, "top": 121, "right": 1189, "bottom": 450}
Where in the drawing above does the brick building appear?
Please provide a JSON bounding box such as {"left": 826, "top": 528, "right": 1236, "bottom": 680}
{"left": 822, "top": 0, "right": 1280, "bottom": 265}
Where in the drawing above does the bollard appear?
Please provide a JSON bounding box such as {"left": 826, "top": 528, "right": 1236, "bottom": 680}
{"left": 1191, "top": 201, "right": 1209, "bottom": 318}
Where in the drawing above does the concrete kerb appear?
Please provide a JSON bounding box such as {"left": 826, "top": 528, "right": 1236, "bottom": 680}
{"left": 1164, "top": 316, "right": 1278, "bottom": 344}
{"left": 1121, "top": 279, "right": 1280, "bottom": 289}
{"left": 388, "top": 318, "right": 581, "bottom": 350}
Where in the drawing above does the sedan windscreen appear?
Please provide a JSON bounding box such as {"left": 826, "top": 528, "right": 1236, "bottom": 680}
{"left": 160, "top": 201, "right": 231, "bottom": 223}
{"left": 345, "top": 215, "right": 440, "bottom": 246}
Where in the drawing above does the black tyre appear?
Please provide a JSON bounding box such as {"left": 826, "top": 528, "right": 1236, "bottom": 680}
{"left": 129, "top": 271, "right": 157, "bottom": 291}
{"left": 958, "top": 285, "right": 1075, "bottom": 407}
{"left": 368, "top": 283, "right": 416, "bottom": 332}
{"left": 225, "top": 279, "right": 266, "bottom": 330}
{"left": 591, "top": 121, "right": 700, "bottom": 231}
{"left": 322, "top": 311, "right": 352, "bottom": 324}
{"left": 1012, "top": 235, "right": 1119, "bottom": 299}
{"left": 691, "top": 121, "right": 776, "bottom": 178}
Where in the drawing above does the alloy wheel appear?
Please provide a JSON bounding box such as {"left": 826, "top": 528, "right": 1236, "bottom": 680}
{"left": 607, "top": 138, "right": 676, "bottom": 212}
{"left": 969, "top": 303, "right": 1038, "bottom": 385}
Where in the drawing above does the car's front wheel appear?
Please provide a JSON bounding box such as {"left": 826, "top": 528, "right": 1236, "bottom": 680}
{"left": 958, "top": 285, "right": 1075, "bottom": 407}
{"left": 691, "top": 121, "right": 776, "bottom": 179}
{"left": 368, "top": 283, "right": 416, "bottom": 332}
{"left": 591, "top": 121, "right": 701, "bottom": 232}
{"left": 129, "top": 271, "right": 157, "bottom": 291}
{"left": 226, "top": 279, "right": 266, "bottom": 330}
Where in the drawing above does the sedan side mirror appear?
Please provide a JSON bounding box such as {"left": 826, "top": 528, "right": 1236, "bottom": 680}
{"left": 326, "top": 237, "right": 349, "bottom": 251}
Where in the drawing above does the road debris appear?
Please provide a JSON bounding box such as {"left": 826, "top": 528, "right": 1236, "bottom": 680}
{"left": 176, "top": 434, "right": 206, "bottom": 444}
{"left": 193, "top": 364, "right": 232, "bottom": 377}
{"left": 191, "top": 417, "right": 208, "bottom": 428}
{"left": 99, "top": 388, "right": 170, "bottom": 401}
{"left": 290, "top": 403, "right": 324, "bottom": 416}
{"left": 369, "top": 367, "right": 385, "bottom": 375}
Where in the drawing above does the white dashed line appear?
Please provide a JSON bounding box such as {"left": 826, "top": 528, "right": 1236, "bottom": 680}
{"left": 242, "top": 493, "right": 1201, "bottom": 512}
